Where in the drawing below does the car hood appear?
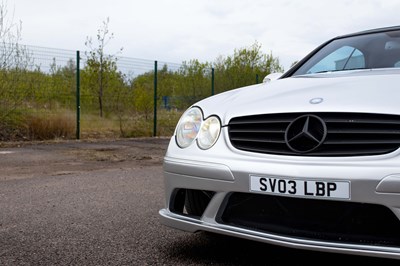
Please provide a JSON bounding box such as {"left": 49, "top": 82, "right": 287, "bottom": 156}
{"left": 195, "top": 69, "right": 400, "bottom": 125}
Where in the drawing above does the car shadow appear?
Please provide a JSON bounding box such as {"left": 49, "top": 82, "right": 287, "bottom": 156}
{"left": 161, "top": 232, "right": 399, "bottom": 265}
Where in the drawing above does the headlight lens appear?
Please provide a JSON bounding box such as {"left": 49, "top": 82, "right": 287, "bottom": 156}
{"left": 175, "top": 107, "right": 202, "bottom": 148}
{"left": 197, "top": 116, "right": 221, "bottom": 150}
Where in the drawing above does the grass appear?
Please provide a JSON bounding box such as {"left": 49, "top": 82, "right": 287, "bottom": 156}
{"left": 26, "top": 110, "right": 75, "bottom": 140}
{"left": 80, "top": 109, "right": 182, "bottom": 139}
{"left": 0, "top": 108, "right": 29, "bottom": 141}
{"left": 1, "top": 107, "right": 183, "bottom": 141}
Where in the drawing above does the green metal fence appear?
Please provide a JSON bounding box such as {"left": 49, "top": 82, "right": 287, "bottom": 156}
{"left": 0, "top": 43, "right": 77, "bottom": 140}
{"left": 0, "top": 43, "right": 216, "bottom": 140}
{"left": 0, "top": 43, "right": 262, "bottom": 141}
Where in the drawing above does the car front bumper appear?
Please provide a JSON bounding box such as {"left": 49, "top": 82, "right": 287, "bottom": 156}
{"left": 159, "top": 130, "right": 400, "bottom": 260}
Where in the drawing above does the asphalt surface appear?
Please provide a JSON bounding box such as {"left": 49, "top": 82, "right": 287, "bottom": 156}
{"left": 0, "top": 138, "right": 399, "bottom": 265}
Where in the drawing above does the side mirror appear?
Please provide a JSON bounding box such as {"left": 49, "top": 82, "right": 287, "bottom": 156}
{"left": 263, "top": 73, "right": 283, "bottom": 84}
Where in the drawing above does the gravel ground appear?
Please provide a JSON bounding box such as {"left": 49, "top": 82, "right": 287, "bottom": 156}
{"left": 0, "top": 137, "right": 398, "bottom": 265}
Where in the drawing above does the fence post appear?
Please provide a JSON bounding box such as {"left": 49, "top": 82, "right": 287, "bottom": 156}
{"left": 211, "top": 67, "right": 215, "bottom": 96}
{"left": 153, "top": 60, "right": 158, "bottom": 137}
{"left": 76, "top": 50, "right": 81, "bottom": 140}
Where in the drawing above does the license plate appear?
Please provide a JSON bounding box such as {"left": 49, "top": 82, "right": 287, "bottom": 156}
{"left": 250, "top": 175, "right": 350, "bottom": 199}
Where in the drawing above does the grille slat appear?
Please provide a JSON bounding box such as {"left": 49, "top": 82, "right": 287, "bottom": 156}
{"left": 232, "top": 144, "right": 392, "bottom": 156}
{"left": 229, "top": 129, "right": 285, "bottom": 134}
{"left": 329, "top": 129, "right": 400, "bottom": 134}
{"left": 230, "top": 138, "right": 286, "bottom": 144}
{"left": 325, "top": 118, "right": 400, "bottom": 124}
{"left": 229, "top": 116, "right": 294, "bottom": 125}
{"left": 324, "top": 139, "right": 400, "bottom": 144}
{"left": 228, "top": 112, "right": 400, "bottom": 156}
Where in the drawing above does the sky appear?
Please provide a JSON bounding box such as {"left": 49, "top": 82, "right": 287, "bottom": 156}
{"left": 5, "top": 0, "right": 400, "bottom": 71}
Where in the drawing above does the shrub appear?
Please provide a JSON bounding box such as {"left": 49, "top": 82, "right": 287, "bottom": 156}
{"left": 26, "top": 111, "right": 75, "bottom": 140}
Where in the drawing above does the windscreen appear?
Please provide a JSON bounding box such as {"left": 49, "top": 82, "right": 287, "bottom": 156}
{"left": 292, "top": 30, "right": 400, "bottom": 76}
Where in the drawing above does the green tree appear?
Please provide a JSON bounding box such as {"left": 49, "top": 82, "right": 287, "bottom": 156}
{"left": 213, "top": 41, "right": 283, "bottom": 92}
{"left": 179, "top": 59, "right": 212, "bottom": 102}
{"left": 132, "top": 72, "right": 153, "bottom": 120}
{"left": 47, "top": 58, "right": 76, "bottom": 109}
{"left": 0, "top": 0, "right": 32, "bottom": 139}
{"left": 84, "top": 17, "right": 123, "bottom": 117}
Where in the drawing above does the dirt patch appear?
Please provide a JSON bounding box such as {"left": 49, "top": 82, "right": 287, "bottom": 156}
{"left": 0, "top": 137, "right": 171, "bottom": 180}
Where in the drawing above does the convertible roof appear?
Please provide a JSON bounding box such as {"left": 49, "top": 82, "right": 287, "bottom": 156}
{"left": 337, "top": 25, "right": 400, "bottom": 39}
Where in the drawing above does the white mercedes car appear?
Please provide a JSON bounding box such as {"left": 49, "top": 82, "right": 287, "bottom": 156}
{"left": 159, "top": 26, "right": 400, "bottom": 260}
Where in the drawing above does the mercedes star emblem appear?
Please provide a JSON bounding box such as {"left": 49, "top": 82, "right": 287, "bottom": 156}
{"left": 284, "top": 115, "right": 327, "bottom": 153}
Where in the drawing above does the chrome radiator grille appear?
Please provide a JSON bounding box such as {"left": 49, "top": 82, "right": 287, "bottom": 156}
{"left": 228, "top": 112, "right": 400, "bottom": 156}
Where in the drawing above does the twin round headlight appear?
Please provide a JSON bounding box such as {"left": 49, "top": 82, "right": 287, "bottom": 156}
{"left": 176, "top": 107, "right": 221, "bottom": 150}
